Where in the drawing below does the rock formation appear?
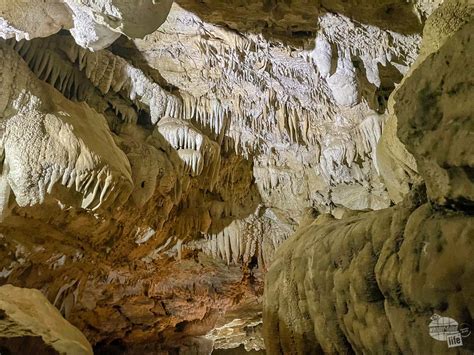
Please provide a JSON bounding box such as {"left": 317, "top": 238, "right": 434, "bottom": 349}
{"left": 0, "top": 1, "right": 173, "bottom": 50}
{"left": 0, "top": 284, "right": 93, "bottom": 355}
{"left": 0, "top": 0, "right": 471, "bottom": 353}
{"left": 264, "top": 1, "right": 474, "bottom": 353}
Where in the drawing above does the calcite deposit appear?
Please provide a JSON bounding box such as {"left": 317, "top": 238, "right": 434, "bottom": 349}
{"left": 0, "top": 0, "right": 472, "bottom": 353}
{"left": 264, "top": 1, "right": 474, "bottom": 354}
{"left": 0, "top": 284, "right": 93, "bottom": 355}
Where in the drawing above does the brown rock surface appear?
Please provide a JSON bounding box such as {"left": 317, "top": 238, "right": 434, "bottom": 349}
{"left": 0, "top": 0, "right": 471, "bottom": 353}
{"left": 0, "top": 284, "right": 93, "bottom": 355}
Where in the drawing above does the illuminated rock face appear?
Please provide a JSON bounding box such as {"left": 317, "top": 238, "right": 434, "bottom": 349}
{"left": 0, "top": 284, "right": 93, "bottom": 355}
{"left": 0, "top": 0, "right": 471, "bottom": 353}
{"left": 264, "top": 2, "right": 474, "bottom": 353}
{"left": 0, "top": 0, "right": 173, "bottom": 50}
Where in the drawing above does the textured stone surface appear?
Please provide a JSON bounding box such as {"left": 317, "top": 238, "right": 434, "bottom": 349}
{"left": 376, "top": 0, "right": 474, "bottom": 204}
{"left": 376, "top": 111, "right": 421, "bottom": 203}
{"left": 264, "top": 186, "right": 474, "bottom": 353}
{"left": 0, "top": 284, "right": 92, "bottom": 355}
{"left": 263, "top": 3, "right": 474, "bottom": 352}
{"left": 0, "top": 0, "right": 172, "bottom": 50}
{"left": 0, "top": 1, "right": 72, "bottom": 41}
{"left": 396, "top": 21, "right": 474, "bottom": 207}
{"left": 127, "top": 1, "right": 424, "bottom": 217}
{"left": 0, "top": 0, "right": 471, "bottom": 353}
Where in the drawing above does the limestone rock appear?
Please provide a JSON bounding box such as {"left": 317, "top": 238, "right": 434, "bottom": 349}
{"left": 376, "top": 112, "right": 420, "bottom": 203}
{"left": 0, "top": 42, "right": 133, "bottom": 211}
{"left": 264, "top": 186, "right": 474, "bottom": 353}
{"left": 0, "top": 2, "right": 72, "bottom": 41}
{"left": 376, "top": 0, "right": 473, "bottom": 204}
{"left": 0, "top": 0, "right": 172, "bottom": 50}
{"left": 69, "top": 0, "right": 173, "bottom": 39}
{"left": 396, "top": 20, "right": 474, "bottom": 207}
{"left": 204, "top": 303, "right": 264, "bottom": 352}
{"left": 263, "top": 3, "right": 474, "bottom": 353}
{"left": 0, "top": 0, "right": 471, "bottom": 352}
{"left": 65, "top": 0, "right": 122, "bottom": 51}
{"left": 0, "top": 284, "right": 92, "bottom": 355}
{"left": 64, "top": 0, "right": 173, "bottom": 50}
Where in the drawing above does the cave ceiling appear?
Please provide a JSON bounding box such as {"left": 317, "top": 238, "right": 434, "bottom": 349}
{"left": 0, "top": 0, "right": 469, "bottom": 353}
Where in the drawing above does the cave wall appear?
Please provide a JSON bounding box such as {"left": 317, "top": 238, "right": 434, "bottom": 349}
{"left": 0, "top": 0, "right": 471, "bottom": 353}
{"left": 263, "top": 2, "right": 474, "bottom": 353}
